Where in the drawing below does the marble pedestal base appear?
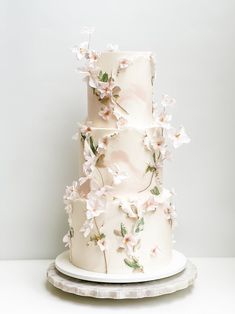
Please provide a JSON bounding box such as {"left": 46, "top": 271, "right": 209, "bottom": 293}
{"left": 47, "top": 260, "right": 197, "bottom": 299}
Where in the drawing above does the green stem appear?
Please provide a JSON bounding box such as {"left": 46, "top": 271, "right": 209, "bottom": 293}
{"left": 138, "top": 171, "right": 155, "bottom": 193}
{"left": 94, "top": 217, "right": 108, "bottom": 274}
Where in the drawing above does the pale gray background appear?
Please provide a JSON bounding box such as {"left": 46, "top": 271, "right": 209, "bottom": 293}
{"left": 0, "top": 0, "right": 234, "bottom": 259}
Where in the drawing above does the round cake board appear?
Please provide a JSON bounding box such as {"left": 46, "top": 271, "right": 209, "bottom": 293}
{"left": 47, "top": 260, "right": 197, "bottom": 299}
{"left": 55, "top": 250, "right": 187, "bottom": 284}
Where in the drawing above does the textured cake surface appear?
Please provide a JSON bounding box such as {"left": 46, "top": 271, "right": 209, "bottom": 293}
{"left": 63, "top": 31, "right": 190, "bottom": 274}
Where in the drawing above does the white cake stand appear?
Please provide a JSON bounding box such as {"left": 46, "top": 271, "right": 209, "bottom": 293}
{"left": 47, "top": 259, "right": 197, "bottom": 299}
{"left": 55, "top": 250, "right": 187, "bottom": 283}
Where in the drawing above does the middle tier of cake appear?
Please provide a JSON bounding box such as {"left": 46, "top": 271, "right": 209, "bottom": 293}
{"left": 78, "top": 126, "right": 162, "bottom": 197}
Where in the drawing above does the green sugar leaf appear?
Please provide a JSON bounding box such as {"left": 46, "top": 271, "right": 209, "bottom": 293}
{"left": 120, "top": 222, "right": 127, "bottom": 237}
{"left": 124, "top": 257, "right": 143, "bottom": 270}
{"left": 89, "top": 136, "right": 97, "bottom": 155}
{"left": 150, "top": 186, "right": 160, "bottom": 196}
{"left": 135, "top": 217, "right": 144, "bottom": 233}
{"left": 145, "top": 165, "right": 157, "bottom": 174}
{"left": 101, "top": 72, "right": 109, "bottom": 82}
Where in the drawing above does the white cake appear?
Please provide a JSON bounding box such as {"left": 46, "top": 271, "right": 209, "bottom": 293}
{"left": 63, "top": 30, "right": 190, "bottom": 274}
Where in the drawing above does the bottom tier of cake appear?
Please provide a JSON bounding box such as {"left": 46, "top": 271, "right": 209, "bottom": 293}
{"left": 67, "top": 198, "right": 173, "bottom": 274}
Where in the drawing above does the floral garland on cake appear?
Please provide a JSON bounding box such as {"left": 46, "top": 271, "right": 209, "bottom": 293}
{"left": 63, "top": 27, "right": 190, "bottom": 274}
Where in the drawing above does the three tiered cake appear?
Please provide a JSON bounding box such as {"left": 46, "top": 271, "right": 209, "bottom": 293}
{"left": 63, "top": 29, "right": 190, "bottom": 275}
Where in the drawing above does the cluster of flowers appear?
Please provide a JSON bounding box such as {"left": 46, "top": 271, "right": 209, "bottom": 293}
{"left": 62, "top": 181, "right": 80, "bottom": 248}
{"left": 145, "top": 94, "right": 190, "bottom": 164}
{"left": 75, "top": 124, "right": 128, "bottom": 252}
{"left": 72, "top": 28, "right": 132, "bottom": 128}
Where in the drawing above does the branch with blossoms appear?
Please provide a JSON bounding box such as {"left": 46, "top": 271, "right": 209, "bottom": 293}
{"left": 114, "top": 221, "right": 144, "bottom": 272}
{"left": 143, "top": 94, "right": 190, "bottom": 193}
{"left": 72, "top": 28, "right": 130, "bottom": 128}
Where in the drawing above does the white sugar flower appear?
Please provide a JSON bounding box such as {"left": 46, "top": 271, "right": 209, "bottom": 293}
{"left": 71, "top": 42, "right": 89, "bottom": 60}
{"left": 90, "top": 179, "right": 113, "bottom": 198}
{"left": 117, "top": 116, "right": 128, "bottom": 129}
{"left": 80, "top": 121, "right": 92, "bottom": 137}
{"left": 143, "top": 129, "right": 167, "bottom": 155}
{"left": 87, "top": 50, "right": 100, "bottom": 64}
{"left": 73, "top": 121, "right": 92, "bottom": 140}
{"left": 164, "top": 204, "right": 177, "bottom": 228}
{"left": 118, "top": 58, "right": 132, "bottom": 71}
{"left": 143, "top": 130, "right": 153, "bottom": 151}
{"left": 119, "top": 199, "right": 137, "bottom": 218}
{"left": 120, "top": 233, "right": 139, "bottom": 256}
{"left": 64, "top": 181, "right": 80, "bottom": 203}
{"left": 154, "top": 112, "right": 172, "bottom": 129}
{"left": 81, "top": 26, "right": 95, "bottom": 35}
{"left": 112, "top": 107, "right": 122, "bottom": 120}
{"left": 97, "top": 136, "right": 109, "bottom": 153}
{"left": 80, "top": 219, "right": 94, "bottom": 237}
{"left": 97, "top": 131, "right": 118, "bottom": 153}
{"left": 63, "top": 231, "right": 71, "bottom": 248}
{"left": 96, "top": 80, "right": 115, "bottom": 99}
{"left": 79, "top": 140, "right": 97, "bottom": 185}
{"left": 106, "top": 43, "right": 119, "bottom": 51}
{"left": 168, "top": 126, "right": 190, "bottom": 148}
{"left": 65, "top": 204, "right": 73, "bottom": 215}
{"left": 150, "top": 245, "right": 162, "bottom": 257}
{"left": 155, "top": 188, "right": 172, "bottom": 205}
{"left": 86, "top": 194, "right": 105, "bottom": 219}
{"left": 143, "top": 195, "right": 158, "bottom": 212}
{"left": 151, "top": 135, "right": 167, "bottom": 155}
{"left": 161, "top": 94, "right": 176, "bottom": 107}
{"left": 108, "top": 164, "right": 128, "bottom": 185}
{"left": 97, "top": 238, "right": 106, "bottom": 251}
{"left": 98, "top": 106, "right": 113, "bottom": 120}
{"left": 79, "top": 63, "right": 100, "bottom": 88}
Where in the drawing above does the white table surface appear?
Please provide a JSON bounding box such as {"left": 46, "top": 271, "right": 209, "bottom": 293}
{"left": 0, "top": 258, "right": 234, "bottom": 314}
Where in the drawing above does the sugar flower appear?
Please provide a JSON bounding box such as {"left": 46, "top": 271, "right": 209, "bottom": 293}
{"left": 116, "top": 116, "right": 128, "bottom": 129}
{"left": 79, "top": 63, "right": 100, "bottom": 88}
{"left": 79, "top": 219, "right": 94, "bottom": 237}
{"left": 96, "top": 80, "right": 115, "bottom": 100}
{"left": 164, "top": 204, "right": 177, "bottom": 228}
{"left": 98, "top": 106, "right": 113, "bottom": 121}
{"left": 119, "top": 199, "right": 137, "bottom": 218}
{"left": 154, "top": 111, "right": 172, "bottom": 129}
{"left": 80, "top": 121, "right": 92, "bottom": 137}
{"left": 155, "top": 188, "right": 172, "bottom": 205}
{"left": 65, "top": 204, "right": 73, "bottom": 215}
{"left": 86, "top": 193, "right": 106, "bottom": 219}
{"left": 168, "top": 126, "right": 191, "bottom": 148}
{"left": 79, "top": 140, "right": 97, "bottom": 185}
{"left": 87, "top": 50, "right": 100, "bottom": 64}
{"left": 71, "top": 42, "right": 89, "bottom": 60}
{"left": 106, "top": 43, "right": 119, "bottom": 51}
{"left": 161, "top": 94, "right": 176, "bottom": 107}
{"left": 150, "top": 245, "right": 162, "bottom": 257}
{"left": 108, "top": 164, "right": 128, "bottom": 185}
{"left": 119, "top": 233, "right": 139, "bottom": 256}
{"left": 63, "top": 231, "right": 72, "bottom": 248}
{"left": 143, "top": 129, "right": 167, "bottom": 155}
{"left": 142, "top": 195, "right": 158, "bottom": 212}
{"left": 90, "top": 179, "right": 113, "bottom": 198}
{"left": 63, "top": 181, "right": 80, "bottom": 204}
{"left": 118, "top": 58, "right": 132, "bottom": 71}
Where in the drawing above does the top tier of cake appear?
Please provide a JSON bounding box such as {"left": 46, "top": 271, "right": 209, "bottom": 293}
{"left": 87, "top": 51, "right": 155, "bottom": 128}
